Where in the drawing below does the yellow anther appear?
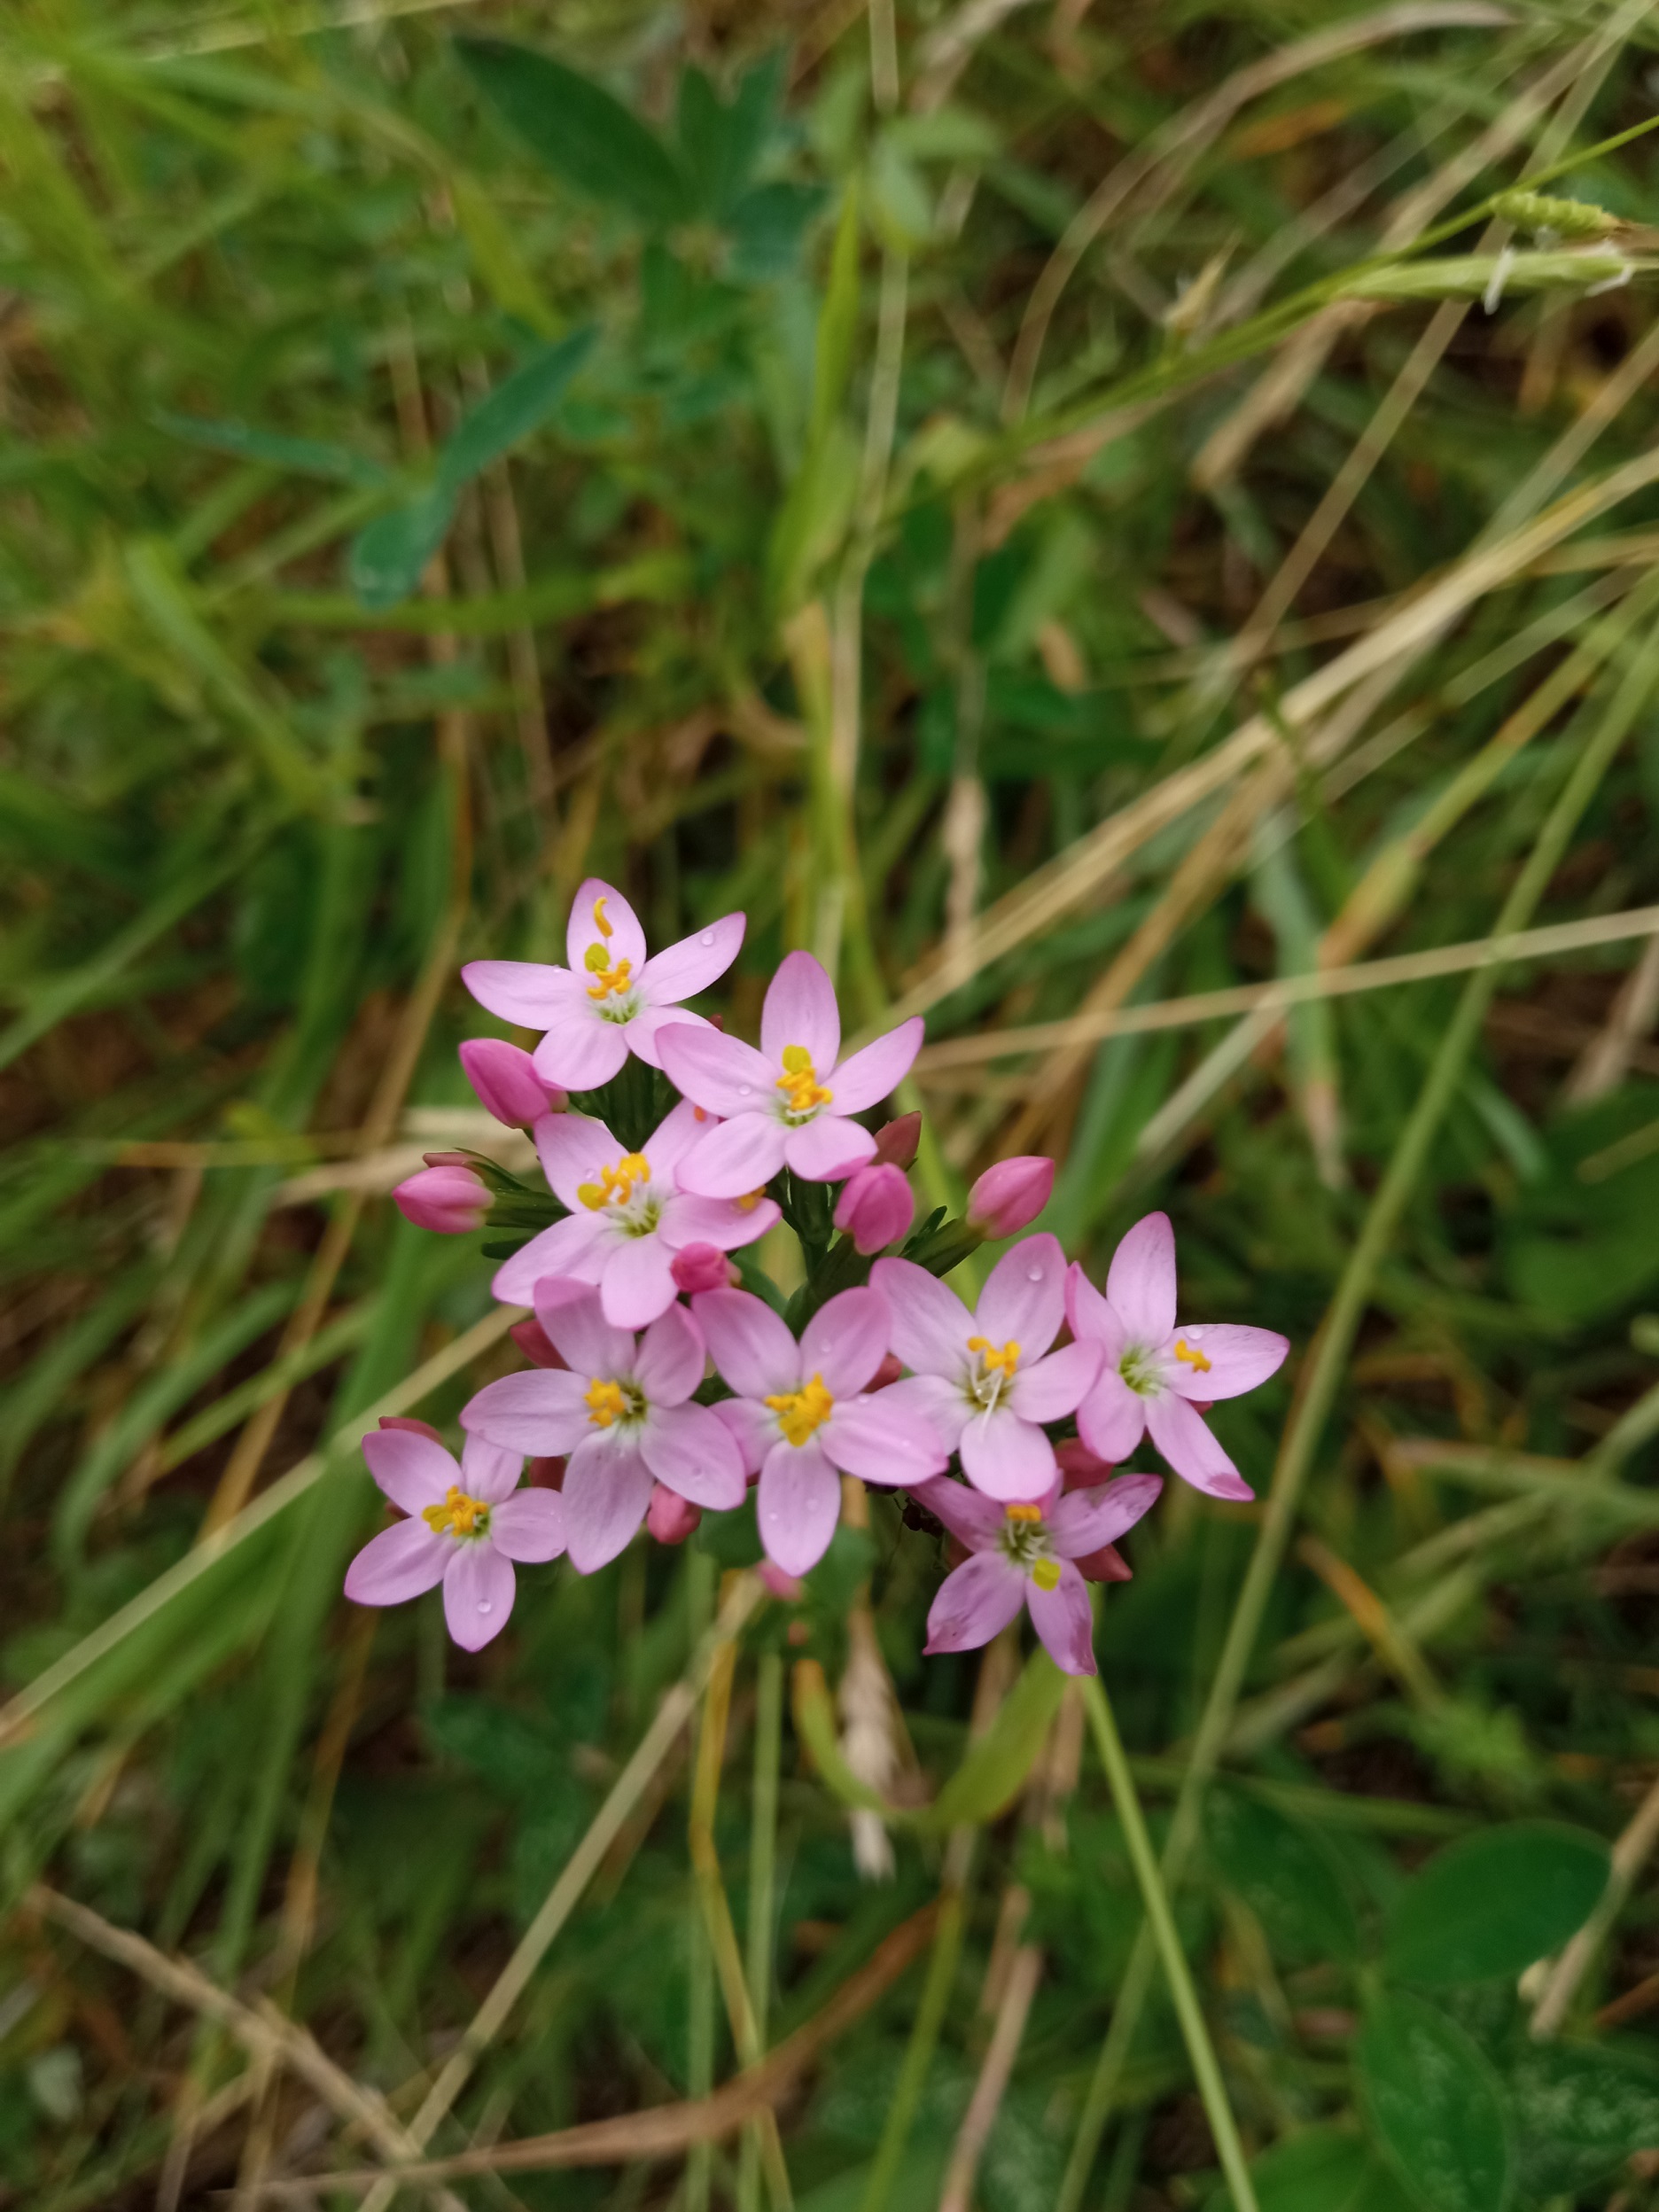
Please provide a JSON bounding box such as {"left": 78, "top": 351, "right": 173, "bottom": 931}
{"left": 765, "top": 1373, "right": 835, "bottom": 1447}
{"left": 583, "top": 943, "right": 635, "bottom": 1001}
{"left": 592, "top": 895, "right": 613, "bottom": 939}
{"left": 1031, "top": 1558, "right": 1062, "bottom": 1593}
{"left": 1174, "top": 1337, "right": 1212, "bottom": 1375}
{"left": 736, "top": 1188, "right": 765, "bottom": 1213}
{"left": 585, "top": 1378, "right": 628, "bottom": 1428}
{"left": 1004, "top": 1502, "right": 1043, "bottom": 1523}
{"left": 968, "top": 1336, "right": 1022, "bottom": 1377}
{"left": 422, "top": 1484, "right": 491, "bottom": 1537}
{"left": 775, "top": 1043, "right": 833, "bottom": 1117}
{"left": 578, "top": 1154, "right": 651, "bottom": 1211}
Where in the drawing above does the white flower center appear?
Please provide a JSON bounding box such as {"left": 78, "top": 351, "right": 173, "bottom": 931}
{"left": 997, "top": 1502, "right": 1061, "bottom": 1588}
{"left": 964, "top": 1335, "right": 1020, "bottom": 1413}
{"left": 1118, "top": 1344, "right": 1164, "bottom": 1398}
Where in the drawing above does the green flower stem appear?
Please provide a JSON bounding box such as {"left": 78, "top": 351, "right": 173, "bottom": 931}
{"left": 857, "top": 1865, "right": 969, "bottom": 2212}
{"left": 685, "top": 1551, "right": 718, "bottom": 2212}
{"left": 739, "top": 1650, "right": 784, "bottom": 2212}
{"left": 1081, "top": 1675, "right": 1258, "bottom": 2212}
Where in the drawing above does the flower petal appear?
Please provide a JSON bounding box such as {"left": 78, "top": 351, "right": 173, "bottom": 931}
{"left": 639, "top": 910, "right": 745, "bottom": 1003}
{"left": 1076, "top": 1369, "right": 1149, "bottom": 1464}
{"left": 829, "top": 1017, "right": 924, "bottom": 1113}
{"left": 821, "top": 1396, "right": 946, "bottom": 1486}
{"left": 657, "top": 1024, "right": 777, "bottom": 1119}
{"left": 1048, "top": 1474, "right": 1164, "bottom": 1558}
{"left": 362, "top": 1429, "right": 456, "bottom": 1515}
{"left": 910, "top": 1474, "right": 1004, "bottom": 1551}
{"left": 924, "top": 1552, "right": 1025, "bottom": 1655}
{"left": 879, "top": 1372, "right": 970, "bottom": 1454}
{"left": 800, "top": 1285, "right": 889, "bottom": 1398}
{"left": 641, "top": 1403, "right": 746, "bottom": 1508}
{"left": 442, "top": 1540, "right": 517, "bottom": 1649}
{"left": 642, "top": 1096, "right": 715, "bottom": 1180}
{"left": 868, "top": 1258, "right": 975, "bottom": 1379}
{"left": 672, "top": 1113, "right": 789, "bottom": 1200}
{"left": 533, "top": 1016, "right": 631, "bottom": 1094}
{"left": 488, "top": 1488, "right": 568, "bottom": 1562}
{"left": 634, "top": 1302, "right": 706, "bottom": 1407}
{"left": 462, "top": 959, "right": 582, "bottom": 1029}
{"left": 491, "top": 1213, "right": 609, "bottom": 1308}
{"left": 783, "top": 1115, "right": 876, "bottom": 1183}
{"left": 1144, "top": 1396, "right": 1254, "bottom": 1500}
{"left": 459, "top": 1437, "right": 523, "bottom": 1503}
{"left": 713, "top": 1394, "right": 772, "bottom": 1475}
{"left": 692, "top": 1289, "right": 799, "bottom": 1399}
{"left": 1006, "top": 1339, "right": 1102, "bottom": 1424}
{"left": 1162, "top": 1323, "right": 1289, "bottom": 1401}
{"left": 974, "top": 1235, "right": 1066, "bottom": 1356}
{"left": 662, "top": 1191, "right": 779, "bottom": 1252}
{"left": 1025, "top": 1561, "right": 1096, "bottom": 1675}
{"left": 345, "top": 1519, "right": 449, "bottom": 1606}
{"left": 757, "top": 1437, "right": 841, "bottom": 1577}
{"left": 566, "top": 877, "right": 647, "bottom": 973}
{"left": 461, "top": 1367, "right": 594, "bottom": 1456}
{"left": 760, "top": 950, "right": 839, "bottom": 1071}
{"left": 563, "top": 1439, "right": 655, "bottom": 1571}
{"left": 1106, "top": 1212, "right": 1177, "bottom": 1344}
{"left": 533, "top": 1285, "right": 636, "bottom": 1384}
{"left": 534, "top": 1111, "right": 623, "bottom": 1211}
{"left": 625, "top": 1002, "right": 710, "bottom": 1069}
{"left": 598, "top": 1235, "right": 678, "bottom": 1331}
{"left": 1065, "top": 1261, "right": 1126, "bottom": 1361}
{"left": 959, "top": 1406, "right": 1055, "bottom": 1502}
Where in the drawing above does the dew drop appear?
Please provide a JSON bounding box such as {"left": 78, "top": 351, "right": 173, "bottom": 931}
{"left": 1027, "top": 1265, "right": 1045, "bottom": 1281}
{"left": 477, "top": 1601, "right": 493, "bottom": 1615}
{"left": 700, "top": 931, "right": 715, "bottom": 946}
{"left": 737, "top": 1085, "right": 752, "bottom": 1097}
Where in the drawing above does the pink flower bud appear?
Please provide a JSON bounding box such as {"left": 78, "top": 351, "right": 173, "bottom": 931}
{"left": 833, "top": 1163, "right": 915, "bottom": 1256}
{"left": 1056, "top": 1437, "right": 1115, "bottom": 1490}
{"left": 758, "top": 1560, "right": 806, "bottom": 1602}
{"left": 378, "top": 1415, "right": 443, "bottom": 1443}
{"left": 646, "top": 1484, "right": 702, "bottom": 1546}
{"left": 510, "top": 1317, "right": 567, "bottom": 1369}
{"left": 527, "top": 1455, "right": 565, "bottom": 1490}
{"left": 872, "top": 1112, "right": 922, "bottom": 1170}
{"left": 966, "top": 1156, "right": 1055, "bottom": 1239}
{"left": 671, "top": 1243, "right": 737, "bottom": 1295}
{"left": 868, "top": 1352, "right": 903, "bottom": 1391}
{"left": 1078, "top": 1542, "right": 1133, "bottom": 1585}
{"left": 459, "top": 1038, "right": 565, "bottom": 1126}
{"left": 393, "top": 1164, "right": 490, "bottom": 1234}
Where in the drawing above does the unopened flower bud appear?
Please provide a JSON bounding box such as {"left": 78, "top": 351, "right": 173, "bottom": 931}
{"left": 459, "top": 1038, "right": 565, "bottom": 1126}
{"left": 1056, "top": 1437, "right": 1115, "bottom": 1489}
{"left": 872, "top": 1111, "right": 922, "bottom": 1171}
{"left": 393, "top": 1164, "right": 490, "bottom": 1234}
{"left": 671, "top": 1242, "right": 737, "bottom": 1295}
{"left": 378, "top": 1415, "right": 443, "bottom": 1444}
{"left": 510, "top": 1317, "right": 566, "bottom": 1368}
{"left": 966, "top": 1155, "right": 1055, "bottom": 1239}
{"left": 646, "top": 1484, "right": 701, "bottom": 1546}
{"left": 527, "top": 1455, "right": 565, "bottom": 1490}
{"left": 1078, "top": 1541, "right": 1133, "bottom": 1585}
{"left": 833, "top": 1163, "right": 915, "bottom": 1255}
{"left": 868, "top": 1352, "right": 903, "bottom": 1391}
{"left": 758, "top": 1560, "right": 806, "bottom": 1602}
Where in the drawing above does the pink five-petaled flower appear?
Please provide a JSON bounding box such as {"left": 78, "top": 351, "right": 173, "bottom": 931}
{"left": 692, "top": 1286, "right": 946, "bottom": 1577}
{"left": 461, "top": 1284, "right": 744, "bottom": 1574}
{"left": 345, "top": 1429, "right": 566, "bottom": 1652}
{"left": 658, "top": 952, "right": 923, "bottom": 1198}
{"left": 1066, "top": 1211, "right": 1289, "bottom": 1502}
{"left": 869, "top": 1235, "right": 1102, "bottom": 1503}
{"left": 913, "top": 1471, "right": 1163, "bottom": 1675}
{"left": 462, "top": 878, "right": 744, "bottom": 1094}
{"left": 491, "top": 1098, "right": 779, "bottom": 1326}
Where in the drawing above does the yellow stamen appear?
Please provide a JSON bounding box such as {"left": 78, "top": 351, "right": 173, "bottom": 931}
{"left": 1174, "top": 1338, "right": 1212, "bottom": 1375}
{"left": 582, "top": 941, "right": 635, "bottom": 1001}
{"left": 585, "top": 1378, "right": 628, "bottom": 1428}
{"left": 968, "top": 1335, "right": 1021, "bottom": 1377}
{"left": 736, "top": 1188, "right": 765, "bottom": 1213}
{"left": 592, "top": 895, "right": 613, "bottom": 939}
{"left": 422, "top": 1484, "right": 491, "bottom": 1537}
{"left": 1031, "top": 1558, "right": 1062, "bottom": 1592}
{"left": 578, "top": 1153, "right": 651, "bottom": 1211}
{"left": 776, "top": 1042, "right": 834, "bottom": 1116}
{"left": 765, "top": 1372, "right": 835, "bottom": 1447}
{"left": 1004, "top": 1502, "right": 1043, "bottom": 1523}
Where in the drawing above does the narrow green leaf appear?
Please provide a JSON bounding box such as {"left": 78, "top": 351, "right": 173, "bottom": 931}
{"left": 809, "top": 180, "right": 861, "bottom": 449}
{"left": 155, "top": 410, "right": 391, "bottom": 486}
{"left": 791, "top": 1657, "right": 896, "bottom": 1814}
{"left": 675, "top": 52, "right": 781, "bottom": 221}
{"left": 347, "top": 482, "right": 456, "bottom": 610}
{"left": 436, "top": 327, "right": 595, "bottom": 492}
{"left": 1359, "top": 1990, "right": 1513, "bottom": 2212}
{"left": 921, "top": 1647, "right": 1069, "bottom": 1834}
{"left": 1384, "top": 1822, "right": 1610, "bottom": 1987}
{"left": 456, "top": 36, "right": 686, "bottom": 225}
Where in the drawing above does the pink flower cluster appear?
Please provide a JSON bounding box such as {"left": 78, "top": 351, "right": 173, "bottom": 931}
{"left": 354, "top": 881, "right": 1289, "bottom": 1673}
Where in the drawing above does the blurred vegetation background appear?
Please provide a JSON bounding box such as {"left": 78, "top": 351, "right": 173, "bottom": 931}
{"left": 5, "top": 0, "right": 1659, "bottom": 2206}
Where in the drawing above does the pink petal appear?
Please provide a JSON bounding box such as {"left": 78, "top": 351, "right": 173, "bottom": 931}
{"left": 673, "top": 1114, "right": 789, "bottom": 1200}
{"left": 639, "top": 910, "right": 744, "bottom": 1003}
{"left": 598, "top": 1235, "right": 678, "bottom": 1331}
{"left": 534, "top": 1284, "right": 635, "bottom": 1382}
{"left": 459, "top": 1436, "right": 523, "bottom": 1503}
{"left": 657, "top": 1024, "right": 777, "bottom": 1119}
{"left": 534, "top": 1110, "right": 624, "bottom": 1211}
{"left": 909, "top": 1475, "right": 1003, "bottom": 1551}
{"left": 880, "top": 1372, "right": 970, "bottom": 1454}
{"left": 1107, "top": 1212, "right": 1178, "bottom": 1344}
{"left": 1076, "top": 1370, "right": 1149, "bottom": 1464}
{"left": 662, "top": 1191, "right": 780, "bottom": 1252}
{"left": 1026, "top": 1561, "right": 1096, "bottom": 1675}
{"left": 974, "top": 1235, "right": 1066, "bottom": 1357}
{"left": 829, "top": 1017, "right": 924, "bottom": 1113}
{"left": 345, "top": 1518, "right": 449, "bottom": 1606}
{"left": 760, "top": 950, "right": 840, "bottom": 1071}
{"left": 642, "top": 1097, "right": 714, "bottom": 1180}
{"left": 633, "top": 1302, "right": 706, "bottom": 1406}
{"left": 533, "top": 1016, "right": 631, "bottom": 1094}
{"left": 821, "top": 1397, "right": 946, "bottom": 1486}
{"left": 800, "top": 1285, "right": 889, "bottom": 1398}
{"left": 960, "top": 1406, "right": 1056, "bottom": 1502}
{"left": 642, "top": 1402, "right": 746, "bottom": 1509}
{"left": 362, "top": 1429, "right": 456, "bottom": 1515}
{"left": 488, "top": 1488, "right": 568, "bottom": 1562}
{"left": 490, "top": 1213, "right": 609, "bottom": 1307}
{"left": 1144, "top": 1396, "right": 1254, "bottom": 1500}
{"left": 461, "top": 1367, "right": 594, "bottom": 1456}
{"left": 625, "top": 1002, "right": 711, "bottom": 1069}
{"left": 1048, "top": 1474, "right": 1164, "bottom": 1558}
{"left": 1007, "top": 1340, "right": 1102, "bottom": 1425}
{"left": 442, "top": 1540, "right": 517, "bottom": 1649}
{"left": 1161, "top": 1323, "right": 1289, "bottom": 1402}
{"left": 713, "top": 1394, "right": 772, "bottom": 1475}
{"left": 461, "top": 959, "right": 580, "bottom": 1029}
{"left": 692, "top": 1289, "right": 798, "bottom": 1398}
{"left": 563, "top": 1439, "right": 655, "bottom": 1571}
{"left": 757, "top": 1437, "right": 841, "bottom": 1577}
{"left": 924, "top": 1552, "right": 1025, "bottom": 1655}
{"left": 868, "top": 1258, "right": 974, "bottom": 1379}
{"left": 783, "top": 1116, "right": 875, "bottom": 1183}
{"left": 565, "top": 876, "right": 647, "bottom": 972}
{"left": 1065, "top": 1261, "right": 1126, "bottom": 1360}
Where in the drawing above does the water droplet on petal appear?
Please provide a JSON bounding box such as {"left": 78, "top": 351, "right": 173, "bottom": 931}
{"left": 1027, "top": 1266, "right": 1044, "bottom": 1281}
{"left": 700, "top": 931, "right": 715, "bottom": 946}
{"left": 477, "top": 1601, "right": 493, "bottom": 1615}
{"left": 737, "top": 1085, "right": 752, "bottom": 1097}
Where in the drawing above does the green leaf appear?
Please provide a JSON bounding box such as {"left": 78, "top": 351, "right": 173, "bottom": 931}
{"left": 809, "top": 180, "right": 861, "bottom": 448}
{"left": 347, "top": 482, "right": 456, "bottom": 610}
{"left": 154, "top": 410, "right": 391, "bottom": 486}
{"left": 456, "top": 35, "right": 686, "bottom": 226}
{"left": 1507, "top": 2042, "right": 1659, "bottom": 2197}
{"left": 921, "top": 1647, "right": 1069, "bottom": 1834}
{"left": 1359, "top": 1990, "right": 1513, "bottom": 2212}
{"left": 1204, "top": 2126, "right": 1405, "bottom": 2212}
{"left": 436, "top": 327, "right": 595, "bottom": 491}
{"left": 1206, "top": 1788, "right": 1360, "bottom": 1965}
{"left": 1384, "top": 1821, "right": 1609, "bottom": 1987}
{"left": 675, "top": 53, "right": 783, "bottom": 222}
{"left": 450, "top": 170, "right": 560, "bottom": 335}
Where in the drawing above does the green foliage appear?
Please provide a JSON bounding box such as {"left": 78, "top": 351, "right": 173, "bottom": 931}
{"left": 1382, "top": 1823, "right": 1611, "bottom": 1989}
{"left": 1359, "top": 1992, "right": 1514, "bottom": 2212}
